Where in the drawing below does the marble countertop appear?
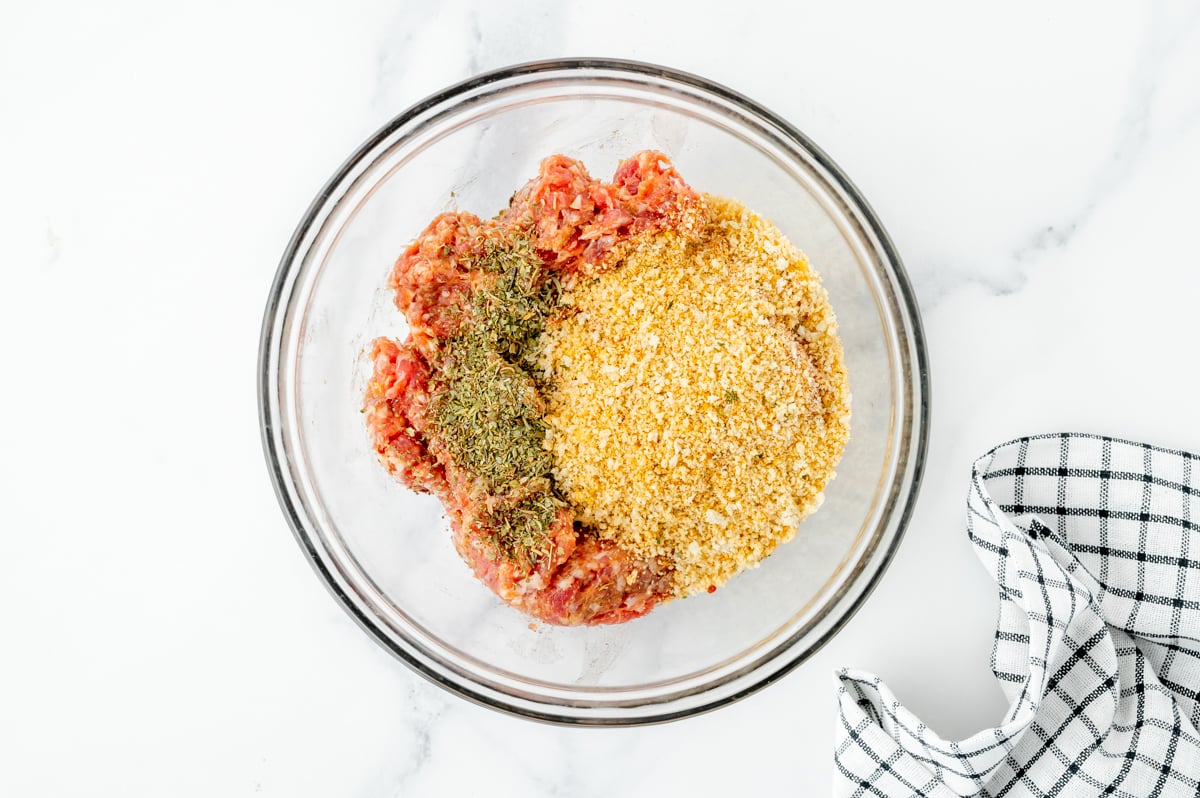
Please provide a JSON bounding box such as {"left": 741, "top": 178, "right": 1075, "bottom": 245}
{"left": 4, "top": 1, "right": 1199, "bottom": 795}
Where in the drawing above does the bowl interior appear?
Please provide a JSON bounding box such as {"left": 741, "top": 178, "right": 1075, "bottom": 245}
{"left": 266, "top": 63, "right": 923, "bottom": 721}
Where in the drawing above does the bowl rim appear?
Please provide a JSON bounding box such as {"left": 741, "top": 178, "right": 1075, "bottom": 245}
{"left": 258, "top": 57, "right": 930, "bottom": 726}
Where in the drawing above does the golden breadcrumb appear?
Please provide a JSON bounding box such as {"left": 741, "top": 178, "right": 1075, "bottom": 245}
{"left": 539, "top": 195, "right": 850, "bottom": 596}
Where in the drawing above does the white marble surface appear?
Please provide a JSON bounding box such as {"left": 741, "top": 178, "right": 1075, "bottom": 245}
{"left": 3, "top": 1, "right": 1199, "bottom": 795}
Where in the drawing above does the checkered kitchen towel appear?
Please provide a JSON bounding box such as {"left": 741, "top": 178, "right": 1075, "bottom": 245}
{"left": 836, "top": 434, "right": 1200, "bottom": 797}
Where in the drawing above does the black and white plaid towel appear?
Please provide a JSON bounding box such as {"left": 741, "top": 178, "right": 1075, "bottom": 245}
{"left": 835, "top": 434, "right": 1200, "bottom": 797}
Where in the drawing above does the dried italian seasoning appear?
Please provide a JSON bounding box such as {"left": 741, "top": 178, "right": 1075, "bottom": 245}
{"left": 429, "top": 230, "right": 562, "bottom": 562}
{"left": 480, "top": 490, "right": 563, "bottom": 564}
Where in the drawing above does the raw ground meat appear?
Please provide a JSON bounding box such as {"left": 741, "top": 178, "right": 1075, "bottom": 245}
{"left": 364, "top": 152, "right": 696, "bottom": 625}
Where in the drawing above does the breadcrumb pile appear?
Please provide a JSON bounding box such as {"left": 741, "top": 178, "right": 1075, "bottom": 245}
{"left": 540, "top": 195, "right": 850, "bottom": 596}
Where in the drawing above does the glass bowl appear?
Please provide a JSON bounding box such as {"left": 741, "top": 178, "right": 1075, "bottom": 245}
{"left": 258, "top": 59, "right": 929, "bottom": 725}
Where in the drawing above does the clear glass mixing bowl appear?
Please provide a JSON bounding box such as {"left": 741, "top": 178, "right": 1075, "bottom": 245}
{"left": 259, "top": 59, "right": 929, "bottom": 725}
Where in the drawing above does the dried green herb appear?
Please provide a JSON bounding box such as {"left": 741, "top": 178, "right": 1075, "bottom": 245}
{"left": 452, "top": 232, "right": 558, "bottom": 362}
{"left": 429, "top": 230, "right": 564, "bottom": 562}
{"left": 482, "top": 491, "right": 562, "bottom": 564}
{"left": 432, "top": 336, "right": 552, "bottom": 489}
